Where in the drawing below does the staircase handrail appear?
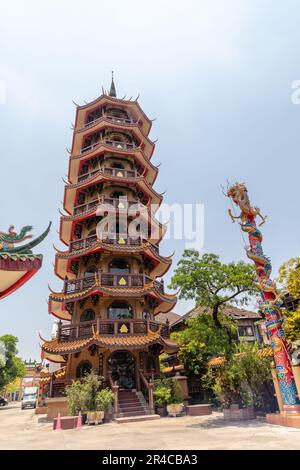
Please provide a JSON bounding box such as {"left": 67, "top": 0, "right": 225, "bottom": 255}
{"left": 139, "top": 370, "right": 154, "bottom": 414}
{"left": 108, "top": 371, "right": 119, "bottom": 417}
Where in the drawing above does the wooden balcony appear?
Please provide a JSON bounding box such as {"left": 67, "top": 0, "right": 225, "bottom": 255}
{"left": 57, "top": 318, "right": 170, "bottom": 343}
{"left": 69, "top": 233, "right": 159, "bottom": 253}
{"left": 77, "top": 166, "right": 139, "bottom": 184}
{"left": 63, "top": 271, "right": 164, "bottom": 295}
{"left": 73, "top": 197, "right": 147, "bottom": 216}
{"left": 73, "top": 199, "right": 99, "bottom": 216}
{"left": 83, "top": 114, "right": 134, "bottom": 130}
{"left": 80, "top": 139, "right": 136, "bottom": 155}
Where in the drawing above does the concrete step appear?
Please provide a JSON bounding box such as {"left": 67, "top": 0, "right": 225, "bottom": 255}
{"left": 119, "top": 407, "right": 147, "bottom": 414}
{"left": 119, "top": 397, "right": 141, "bottom": 403}
{"left": 119, "top": 410, "right": 150, "bottom": 417}
{"left": 115, "top": 414, "right": 160, "bottom": 424}
{"left": 119, "top": 401, "right": 145, "bottom": 408}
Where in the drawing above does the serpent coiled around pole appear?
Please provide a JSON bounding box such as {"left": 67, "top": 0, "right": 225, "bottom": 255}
{"left": 227, "top": 183, "right": 299, "bottom": 406}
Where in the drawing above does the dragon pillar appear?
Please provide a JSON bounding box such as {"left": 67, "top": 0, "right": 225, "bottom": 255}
{"left": 227, "top": 183, "right": 300, "bottom": 415}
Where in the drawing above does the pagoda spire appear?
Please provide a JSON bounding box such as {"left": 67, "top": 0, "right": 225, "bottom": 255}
{"left": 109, "top": 71, "right": 116, "bottom": 97}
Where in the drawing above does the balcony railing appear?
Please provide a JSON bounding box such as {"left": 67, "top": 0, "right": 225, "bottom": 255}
{"left": 73, "top": 199, "right": 99, "bottom": 216}
{"left": 77, "top": 167, "right": 139, "bottom": 184}
{"left": 80, "top": 140, "right": 136, "bottom": 155}
{"left": 83, "top": 115, "right": 134, "bottom": 130}
{"left": 73, "top": 197, "right": 148, "bottom": 216}
{"left": 57, "top": 319, "right": 169, "bottom": 343}
{"left": 69, "top": 233, "right": 159, "bottom": 253}
{"left": 63, "top": 272, "right": 164, "bottom": 295}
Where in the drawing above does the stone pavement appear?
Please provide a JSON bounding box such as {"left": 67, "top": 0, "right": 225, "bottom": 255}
{"left": 1, "top": 402, "right": 300, "bottom": 450}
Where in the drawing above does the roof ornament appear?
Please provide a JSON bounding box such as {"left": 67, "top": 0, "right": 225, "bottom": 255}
{"left": 109, "top": 71, "right": 117, "bottom": 97}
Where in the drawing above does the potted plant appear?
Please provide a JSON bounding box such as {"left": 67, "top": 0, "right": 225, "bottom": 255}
{"left": 66, "top": 379, "right": 88, "bottom": 423}
{"left": 95, "top": 388, "right": 115, "bottom": 423}
{"left": 166, "top": 378, "right": 184, "bottom": 417}
{"left": 154, "top": 378, "right": 171, "bottom": 416}
{"left": 66, "top": 371, "right": 108, "bottom": 425}
{"left": 83, "top": 371, "right": 105, "bottom": 425}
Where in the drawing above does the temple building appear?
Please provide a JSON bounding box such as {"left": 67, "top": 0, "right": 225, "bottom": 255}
{"left": 40, "top": 77, "right": 178, "bottom": 418}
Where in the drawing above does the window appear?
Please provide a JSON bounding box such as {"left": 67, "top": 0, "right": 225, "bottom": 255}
{"left": 111, "top": 191, "right": 125, "bottom": 199}
{"left": 111, "top": 161, "right": 124, "bottom": 169}
{"left": 142, "top": 310, "right": 151, "bottom": 320}
{"left": 76, "top": 361, "right": 92, "bottom": 378}
{"left": 108, "top": 301, "right": 133, "bottom": 319}
{"left": 80, "top": 309, "right": 95, "bottom": 322}
{"left": 84, "top": 266, "right": 97, "bottom": 278}
{"left": 109, "top": 258, "right": 130, "bottom": 274}
{"left": 238, "top": 326, "right": 254, "bottom": 337}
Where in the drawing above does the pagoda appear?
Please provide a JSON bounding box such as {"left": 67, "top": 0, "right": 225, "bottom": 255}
{"left": 41, "top": 77, "right": 177, "bottom": 418}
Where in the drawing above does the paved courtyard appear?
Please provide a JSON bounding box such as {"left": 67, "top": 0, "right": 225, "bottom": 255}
{"left": 1, "top": 402, "right": 300, "bottom": 450}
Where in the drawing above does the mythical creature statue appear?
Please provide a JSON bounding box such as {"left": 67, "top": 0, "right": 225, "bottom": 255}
{"left": 0, "top": 222, "right": 52, "bottom": 254}
{"left": 227, "top": 182, "right": 300, "bottom": 407}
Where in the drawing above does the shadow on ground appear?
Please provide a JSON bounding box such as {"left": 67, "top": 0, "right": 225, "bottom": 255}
{"left": 188, "top": 416, "right": 268, "bottom": 429}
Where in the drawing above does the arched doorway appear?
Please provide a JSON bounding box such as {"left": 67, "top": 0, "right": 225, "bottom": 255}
{"left": 108, "top": 351, "right": 135, "bottom": 389}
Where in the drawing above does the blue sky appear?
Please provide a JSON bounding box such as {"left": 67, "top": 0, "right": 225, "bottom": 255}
{"left": 1, "top": 0, "right": 300, "bottom": 360}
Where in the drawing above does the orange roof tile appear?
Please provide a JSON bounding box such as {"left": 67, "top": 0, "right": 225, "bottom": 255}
{"left": 208, "top": 347, "right": 273, "bottom": 367}
{"left": 42, "top": 330, "right": 178, "bottom": 355}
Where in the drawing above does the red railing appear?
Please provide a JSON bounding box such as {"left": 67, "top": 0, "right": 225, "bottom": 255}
{"left": 73, "top": 197, "right": 147, "bottom": 216}
{"left": 69, "top": 233, "right": 159, "bottom": 253}
{"left": 63, "top": 271, "right": 164, "bottom": 294}
{"left": 77, "top": 167, "right": 139, "bottom": 183}
{"left": 83, "top": 114, "right": 134, "bottom": 130}
{"left": 57, "top": 319, "right": 169, "bottom": 343}
{"left": 80, "top": 139, "right": 136, "bottom": 155}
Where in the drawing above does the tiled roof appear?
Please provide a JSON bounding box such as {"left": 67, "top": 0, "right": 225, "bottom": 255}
{"left": 49, "top": 284, "right": 176, "bottom": 304}
{"left": 156, "top": 311, "right": 182, "bottom": 325}
{"left": 208, "top": 347, "right": 273, "bottom": 367}
{"left": 0, "top": 252, "right": 42, "bottom": 261}
{"left": 171, "top": 305, "right": 261, "bottom": 327}
{"left": 42, "top": 330, "right": 178, "bottom": 355}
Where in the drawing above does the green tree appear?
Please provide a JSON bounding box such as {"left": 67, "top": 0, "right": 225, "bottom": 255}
{"left": 278, "top": 257, "right": 300, "bottom": 341}
{"left": 171, "top": 314, "right": 237, "bottom": 375}
{"left": 169, "top": 250, "right": 257, "bottom": 340}
{"left": 0, "top": 335, "right": 26, "bottom": 392}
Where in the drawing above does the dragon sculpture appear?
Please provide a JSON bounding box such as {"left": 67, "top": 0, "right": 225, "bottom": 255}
{"left": 0, "top": 222, "right": 52, "bottom": 254}
{"left": 227, "top": 182, "right": 300, "bottom": 407}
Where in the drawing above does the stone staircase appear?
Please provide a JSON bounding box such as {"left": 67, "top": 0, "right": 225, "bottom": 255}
{"left": 115, "top": 390, "right": 160, "bottom": 423}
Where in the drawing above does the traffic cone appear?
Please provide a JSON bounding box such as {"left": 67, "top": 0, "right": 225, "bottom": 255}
{"left": 55, "top": 412, "right": 62, "bottom": 431}
{"left": 76, "top": 411, "right": 82, "bottom": 429}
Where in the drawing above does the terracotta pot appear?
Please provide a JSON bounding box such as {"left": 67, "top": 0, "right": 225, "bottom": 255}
{"left": 223, "top": 405, "right": 255, "bottom": 421}
{"left": 87, "top": 410, "right": 104, "bottom": 425}
{"left": 155, "top": 404, "right": 167, "bottom": 417}
{"left": 104, "top": 410, "right": 112, "bottom": 423}
{"left": 167, "top": 403, "right": 184, "bottom": 417}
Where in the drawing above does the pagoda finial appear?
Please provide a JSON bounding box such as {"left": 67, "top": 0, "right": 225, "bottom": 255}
{"left": 109, "top": 71, "right": 117, "bottom": 97}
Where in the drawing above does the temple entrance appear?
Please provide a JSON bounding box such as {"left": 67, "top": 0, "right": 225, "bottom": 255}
{"left": 108, "top": 351, "right": 135, "bottom": 390}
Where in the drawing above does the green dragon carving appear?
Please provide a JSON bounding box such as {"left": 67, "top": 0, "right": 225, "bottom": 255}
{"left": 0, "top": 222, "right": 52, "bottom": 254}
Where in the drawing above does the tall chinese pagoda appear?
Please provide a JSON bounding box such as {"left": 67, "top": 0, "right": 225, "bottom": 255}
{"left": 41, "top": 77, "right": 177, "bottom": 418}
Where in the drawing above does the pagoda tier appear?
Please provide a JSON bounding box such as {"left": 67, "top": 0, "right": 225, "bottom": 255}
{"left": 68, "top": 149, "right": 159, "bottom": 186}
{"left": 54, "top": 238, "right": 173, "bottom": 280}
{"left": 41, "top": 79, "right": 177, "bottom": 415}
{"left": 63, "top": 170, "right": 163, "bottom": 214}
{"left": 58, "top": 199, "right": 167, "bottom": 246}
